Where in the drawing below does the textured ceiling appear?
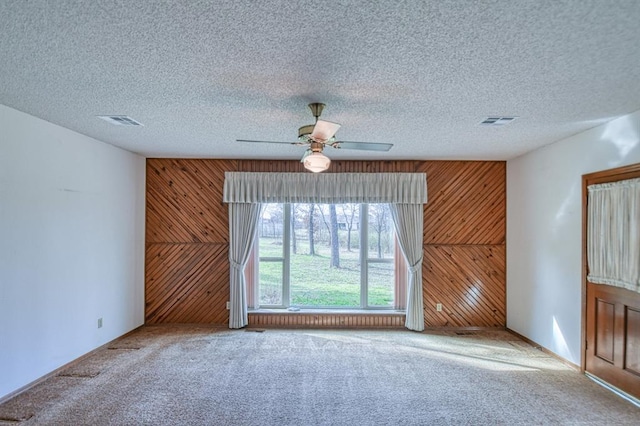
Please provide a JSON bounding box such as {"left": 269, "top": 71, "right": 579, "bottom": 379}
{"left": 1, "top": 0, "right": 640, "bottom": 161}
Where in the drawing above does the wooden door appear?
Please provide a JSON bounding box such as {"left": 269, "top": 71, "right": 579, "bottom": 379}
{"left": 583, "top": 164, "right": 640, "bottom": 399}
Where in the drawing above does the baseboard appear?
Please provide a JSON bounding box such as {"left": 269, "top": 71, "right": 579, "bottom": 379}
{"left": 0, "top": 325, "right": 144, "bottom": 405}
{"left": 506, "top": 328, "right": 580, "bottom": 370}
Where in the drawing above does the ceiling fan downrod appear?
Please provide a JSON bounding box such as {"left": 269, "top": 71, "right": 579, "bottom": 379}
{"left": 308, "top": 103, "right": 325, "bottom": 122}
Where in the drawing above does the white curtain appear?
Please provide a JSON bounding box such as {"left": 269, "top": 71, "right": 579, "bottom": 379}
{"left": 587, "top": 178, "right": 640, "bottom": 293}
{"left": 228, "top": 203, "right": 262, "bottom": 328}
{"left": 390, "top": 204, "right": 425, "bottom": 331}
{"left": 224, "top": 172, "right": 427, "bottom": 204}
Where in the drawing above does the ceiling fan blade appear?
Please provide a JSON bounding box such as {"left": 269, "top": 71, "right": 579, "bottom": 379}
{"left": 236, "top": 139, "right": 299, "bottom": 145}
{"left": 310, "top": 120, "right": 341, "bottom": 142}
{"left": 332, "top": 141, "right": 394, "bottom": 151}
{"left": 300, "top": 149, "right": 312, "bottom": 162}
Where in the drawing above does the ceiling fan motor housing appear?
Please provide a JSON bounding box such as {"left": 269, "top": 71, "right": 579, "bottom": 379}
{"left": 309, "top": 142, "right": 324, "bottom": 153}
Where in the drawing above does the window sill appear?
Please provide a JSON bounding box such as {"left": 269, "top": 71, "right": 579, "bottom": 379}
{"left": 249, "top": 309, "right": 405, "bottom": 315}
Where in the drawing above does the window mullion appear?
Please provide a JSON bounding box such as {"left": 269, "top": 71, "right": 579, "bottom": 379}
{"left": 360, "top": 204, "right": 368, "bottom": 308}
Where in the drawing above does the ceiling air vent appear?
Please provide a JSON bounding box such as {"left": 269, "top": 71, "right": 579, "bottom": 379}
{"left": 97, "top": 115, "right": 144, "bottom": 126}
{"left": 480, "top": 117, "right": 517, "bottom": 126}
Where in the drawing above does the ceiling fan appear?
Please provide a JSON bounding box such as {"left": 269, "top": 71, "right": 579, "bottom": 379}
{"left": 237, "top": 103, "right": 393, "bottom": 172}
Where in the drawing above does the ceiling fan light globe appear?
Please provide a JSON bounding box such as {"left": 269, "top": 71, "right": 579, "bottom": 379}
{"left": 303, "top": 152, "right": 331, "bottom": 173}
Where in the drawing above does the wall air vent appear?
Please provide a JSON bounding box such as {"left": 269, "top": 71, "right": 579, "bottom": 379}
{"left": 480, "top": 117, "right": 517, "bottom": 126}
{"left": 97, "top": 115, "right": 144, "bottom": 126}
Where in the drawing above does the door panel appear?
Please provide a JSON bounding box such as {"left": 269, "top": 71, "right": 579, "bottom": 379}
{"left": 625, "top": 307, "right": 640, "bottom": 375}
{"left": 586, "top": 283, "right": 640, "bottom": 398}
{"left": 595, "top": 299, "right": 615, "bottom": 363}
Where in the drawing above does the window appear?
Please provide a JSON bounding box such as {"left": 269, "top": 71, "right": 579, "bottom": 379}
{"left": 226, "top": 171, "right": 426, "bottom": 330}
{"left": 251, "top": 203, "right": 401, "bottom": 309}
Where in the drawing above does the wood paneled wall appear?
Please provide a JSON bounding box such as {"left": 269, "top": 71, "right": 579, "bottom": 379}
{"left": 420, "top": 162, "right": 506, "bottom": 327}
{"left": 145, "top": 160, "right": 234, "bottom": 324}
{"left": 145, "top": 159, "right": 506, "bottom": 327}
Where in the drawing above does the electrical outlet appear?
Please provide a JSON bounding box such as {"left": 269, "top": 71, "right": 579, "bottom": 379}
{"left": 226, "top": 301, "right": 230, "bottom": 310}
{"left": 436, "top": 303, "right": 442, "bottom": 312}
{"left": 97, "top": 318, "right": 103, "bottom": 328}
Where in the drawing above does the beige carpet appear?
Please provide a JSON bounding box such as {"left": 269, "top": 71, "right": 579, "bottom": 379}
{"left": 1, "top": 325, "right": 638, "bottom": 425}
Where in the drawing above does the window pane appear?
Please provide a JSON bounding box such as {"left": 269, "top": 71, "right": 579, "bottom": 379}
{"left": 258, "top": 203, "right": 284, "bottom": 257}
{"left": 259, "top": 261, "right": 283, "bottom": 306}
{"left": 367, "top": 204, "right": 395, "bottom": 308}
{"left": 258, "top": 203, "right": 285, "bottom": 306}
{"left": 368, "top": 204, "right": 394, "bottom": 259}
{"left": 290, "top": 203, "right": 360, "bottom": 307}
{"left": 367, "top": 261, "right": 395, "bottom": 307}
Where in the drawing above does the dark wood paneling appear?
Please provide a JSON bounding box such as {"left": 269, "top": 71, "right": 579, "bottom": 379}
{"left": 145, "top": 243, "right": 229, "bottom": 324}
{"left": 145, "top": 159, "right": 506, "bottom": 328}
{"left": 418, "top": 161, "right": 506, "bottom": 245}
{"left": 423, "top": 245, "right": 505, "bottom": 327}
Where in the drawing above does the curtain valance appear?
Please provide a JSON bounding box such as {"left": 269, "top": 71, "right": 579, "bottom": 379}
{"left": 223, "top": 172, "right": 428, "bottom": 204}
{"left": 587, "top": 177, "right": 640, "bottom": 293}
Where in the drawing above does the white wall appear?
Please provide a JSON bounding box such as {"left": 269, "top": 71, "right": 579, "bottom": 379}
{"left": 0, "top": 105, "right": 145, "bottom": 399}
{"left": 507, "top": 110, "right": 640, "bottom": 365}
